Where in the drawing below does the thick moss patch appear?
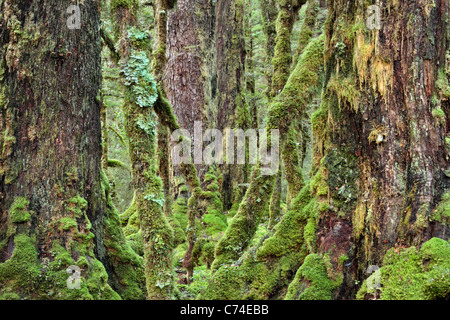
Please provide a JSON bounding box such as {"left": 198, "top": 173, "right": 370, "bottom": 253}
{"left": 357, "top": 238, "right": 450, "bottom": 300}
{"left": 9, "top": 197, "right": 31, "bottom": 223}
{"left": 286, "top": 253, "right": 341, "bottom": 300}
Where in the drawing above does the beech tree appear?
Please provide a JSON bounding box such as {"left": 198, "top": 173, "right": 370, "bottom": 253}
{"left": 0, "top": 0, "right": 144, "bottom": 299}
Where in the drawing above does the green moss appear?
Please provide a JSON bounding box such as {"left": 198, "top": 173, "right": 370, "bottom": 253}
{"left": 201, "top": 242, "right": 216, "bottom": 269}
{"left": 107, "top": 158, "right": 129, "bottom": 169}
{"left": 202, "top": 213, "right": 228, "bottom": 236}
{"left": 59, "top": 217, "right": 77, "bottom": 231}
{"left": 2, "top": 127, "right": 16, "bottom": 159}
{"left": 175, "top": 265, "right": 210, "bottom": 299}
{"left": 431, "top": 107, "right": 446, "bottom": 125}
{"left": 179, "top": 184, "right": 189, "bottom": 193}
{"left": 0, "top": 292, "right": 20, "bottom": 300}
{"left": 172, "top": 196, "right": 188, "bottom": 230}
{"left": 338, "top": 254, "right": 348, "bottom": 266}
{"left": 357, "top": 238, "right": 450, "bottom": 300}
{"left": 436, "top": 68, "right": 450, "bottom": 98}
{"left": 413, "top": 203, "right": 430, "bottom": 232}
{"left": 120, "top": 192, "right": 136, "bottom": 227}
{"left": 270, "top": 3, "right": 296, "bottom": 96}
{"left": 430, "top": 192, "right": 450, "bottom": 225}
{"left": 285, "top": 253, "right": 340, "bottom": 300}
{"left": 126, "top": 230, "right": 144, "bottom": 256}
{"left": 67, "top": 195, "right": 88, "bottom": 217}
{"left": 304, "top": 218, "right": 317, "bottom": 252}
{"left": 0, "top": 234, "right": 41, "bottom": 294}
{"left": 282, "top": 128, "right": 304, "bottom": 204}
{"left": 293, "top": 0, "right": 319, "bottom": 66}
{"left": 327, "top": 74, "right": 360, "bottom": 112}
{"left": 201, "top": 265, "right": 246, "bottom": 299}
{"left": 209, "top": 33, "right": 325, "bottom": 290}
{"left": 100, "top": 170, "right": 146, "bottom": 299}
{"left": 257, "top": 185, "right": 312, "bottom": 258}
{"left": 9, "top": 197, "right": 31, "bottom": 223}
{"left": 168, "top": 215, "right": 186, "bottom": 246}
{"left": 0, "top": 234, "right": 119, "bottom": 300}
{"left": 310, "top": 169, "right": 328, "bottom": 196}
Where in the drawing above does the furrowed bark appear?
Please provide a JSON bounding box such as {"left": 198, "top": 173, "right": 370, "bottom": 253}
{"left": 216, "top": 0, "right": 250, "bottom": 211}
{"left": 0, "top": 0, "right": 144, "bottom": 300}
{"left": 152, "top": 0, "right": 204, "bottom": 285}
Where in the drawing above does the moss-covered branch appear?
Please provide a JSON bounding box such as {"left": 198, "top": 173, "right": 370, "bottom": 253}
{"left": 270, "top": 0, "right": 304, "bottom": 97}
{"left": 211, "top": 34, "right": 325, "bottom": 272}
{"left": 101, "top": 26, "right": 120, "bottom": 64}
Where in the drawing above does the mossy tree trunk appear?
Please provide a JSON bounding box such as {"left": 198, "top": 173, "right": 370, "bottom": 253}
{"left": 270, "top": 0, "right": 304, "bottom": 97}
{"left": 216, "top": 0, "right": 251, "bottom": 211}
{"left": 258, "top": 0, "right": 278, "bottom": 98}
{"left": 0, "top": 0, "right": 144, "bottom": 299}
{"left": 269, "top": 0, "right": 307, "bottom": 214}
{"left": 111, "top": 0, "right": 175, "bottom": 299}
{"left": 309, "top": 0, "right": 450, "bottom": 299}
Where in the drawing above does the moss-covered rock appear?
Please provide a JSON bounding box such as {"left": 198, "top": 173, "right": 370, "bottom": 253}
{"left": 357, "top": 238, "right": 450, "bottom": 300}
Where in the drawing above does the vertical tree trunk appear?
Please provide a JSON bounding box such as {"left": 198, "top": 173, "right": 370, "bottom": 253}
{"left": 258, "top": 0, "right": 278, "bottom": 98}
{"left": 216, "top": 0, "right": 250, "bottom": 211}
{"left": 0, "top": 0, "right": 144, "bottom": 299}
{"left": 112, "top": 0, "right": 175, "bottom": 299}
{"left": 307, "top": 0, "right": 449, "bottom": 299}
{"left": 164, "top": 0, "right": 208, "bottom": 138}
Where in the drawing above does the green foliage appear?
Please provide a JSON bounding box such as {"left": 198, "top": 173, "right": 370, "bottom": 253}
{"left": 127, "top": 27, "right": 150, "bottom": 48}
{"left": 144, "top": 193, "right": 165, "bottom": 207}
{"left": 9, "top": 197, "right": 31, "bottom": 223}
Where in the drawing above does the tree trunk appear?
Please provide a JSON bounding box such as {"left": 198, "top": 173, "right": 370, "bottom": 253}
{"left": 258, "top": 0, "right": 278, "bottom": 98}
{"left": 0, "top": 0, "right": 144, "bottom": 299}
{"left": 299, "top": 0, "right": 450, "bottom": 299}
{"left": 216, "top": 0, "right": 250, "bottom": 211}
